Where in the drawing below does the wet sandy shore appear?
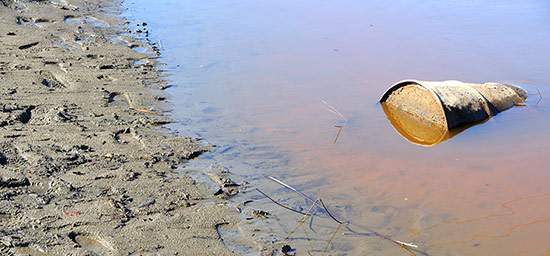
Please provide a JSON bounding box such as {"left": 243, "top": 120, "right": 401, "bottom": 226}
{"left": 0, "top": 0, "right": 275, "bottom": 255}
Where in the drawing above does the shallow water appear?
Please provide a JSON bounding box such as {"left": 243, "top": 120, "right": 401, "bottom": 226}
{"left": 124, "top": 0, "right": 550, "bottom": 255}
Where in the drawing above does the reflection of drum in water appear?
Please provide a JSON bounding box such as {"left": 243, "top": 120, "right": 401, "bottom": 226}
{"left": 379, "top": 80, "right": 527, "bottom": 146}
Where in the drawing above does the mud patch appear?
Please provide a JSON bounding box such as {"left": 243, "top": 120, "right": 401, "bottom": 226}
{"left": 69, "top": 232, "right": 113, "bottom": 254}
{"left": 0, "top": 0, "right": 259, "bottom": 255}
{"left": 216, "top": 223, "right": 257, "bottom": 255}
{"left": 0, "top": 105, "right": 35, "bottom": 126}
{"left": 11, "top": 246, "right": 56, "bottom": 256}
{"left": 64, "top": 16, "right": 109, "bottom": 28}
{"left": 39, "top": 71, "right": 66, "bottom": 90}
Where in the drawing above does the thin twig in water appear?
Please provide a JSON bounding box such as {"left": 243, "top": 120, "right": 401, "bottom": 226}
{"left": 256, "top": 189, "right": 308, "bottom": 216}
{"left": 321, "top": 99, "right": 347, "bottom": 123}
{"left": 333, "top": 126, "right": 343, "bottom": 144}
{"left": 319, "top": 198, "right": 342, "bottom": 224}
{"left": 285, "top": 214, "right": 311, "bottom": 242}
{"left": 301, "top": 223, "right": 316, "bottom": 256}
{"left": 342, "top": 232, "right": 364, "bottom": 236}
{"left": 269, "top": 176, "right": 317, "bottom": 203}
{"left": 535, "top": 87, "right": 542, "bottom": 106}
{"left": 285, "top": 198, "right": 319, "bottom": 241}
{"left": 321, "top": 99, "right": 348, "bottom": 144}
{"left": 257, "top": 187, "right": 320, "bottom": 250}
{"left": 321, "top": 223, "right": 342, "bottom": 256}
{"left": 401, "top": 244, "right": 418, "bottom": 256}
{"left": 267, "top": 176, "right": 419, "bottom": 252}
{"left": 301, "top": 198, "right": 320, "bottom": 223}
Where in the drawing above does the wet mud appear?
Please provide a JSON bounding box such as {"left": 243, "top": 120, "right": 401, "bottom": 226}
{"left": 125, "top": 0, "right": 550, "bottom": 255}
{"left": 0, "top": 0, "right": 277, "bottom": 255}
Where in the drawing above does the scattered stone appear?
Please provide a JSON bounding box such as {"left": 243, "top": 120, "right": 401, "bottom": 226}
{"left": 0, "top": 175, "right": 29, "bottom": 188}
{"left": 282, "top": 245, "right": 295, "bottom": 256}
{"left": 18, "top": 42, "right": 39, "bottom": 50}
{"left": 138, "top": 199, "right": 155, "bottom": 208}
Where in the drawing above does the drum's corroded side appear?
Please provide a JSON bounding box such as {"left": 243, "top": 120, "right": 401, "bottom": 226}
{"left": 380, "top": 80, "right": 526, "bottom": 129}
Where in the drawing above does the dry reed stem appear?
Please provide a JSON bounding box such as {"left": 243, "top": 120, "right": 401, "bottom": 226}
{"left": 301, "top": 198, "right": 320, "bottom": 223}
{"left": 333, "top": 126, "right": 343, "bottom": 144}
{"left": 125, "top": 91, "right": 164, "bottom": 116}
{"left": 319, "top": 198, "right": 342, "bottom": 224}
{"left": 124, "top": 92, "right": 134, "bottom": 108}
{"left": 269, "top": 176, "right": 316, "bottom": 203}
{"left": 321, "top": 99, "right": 347, "bottom": 124}
{"left": 281, "top": 195, "right": 319, "bottom": 256}
{"left": 535, "top": 87, "right": 542, "bottom": 106}
{"left": 321, "top": 99, "right": 348, "bottom": 144}
{"left": 257, "top": 189, "right": 308, "bottom": 216}
{"left": 285, "top": 198, "right": 319, "bottom": 241}
{"left": 129, "top": 127, "right": 146, "bottom": 148}
{"left": 285, "top": 214, "right": 311, "bottom": 242}
{"left": 301, "top": 223, "right": 316, "bottom": 256}
{"left": 321, "top": 223, "right": 342, "bottom": 256}
{"left": 267, "top": 176, "right": 419, "bottom": 253}
{"left": 129, "top": 107, "right": 165, "bottom": 116}
{"left": 401, "top": 244, "right": 418, "bottom": 256}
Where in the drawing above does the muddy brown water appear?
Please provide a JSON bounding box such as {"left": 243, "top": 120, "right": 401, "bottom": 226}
{"left": 124, "top": 0, "right": 550, "bottom": 255}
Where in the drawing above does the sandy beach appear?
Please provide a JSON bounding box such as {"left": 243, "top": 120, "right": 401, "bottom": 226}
{"left": 0, "top": 0, "right": 272, "bottom": 255}
{"left": 4, "top": 0, "right": 549, "bottom": 255}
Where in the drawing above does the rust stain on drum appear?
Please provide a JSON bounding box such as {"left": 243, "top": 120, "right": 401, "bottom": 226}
{"left": 380, "top": 80, "right": 527, "bottom": 146}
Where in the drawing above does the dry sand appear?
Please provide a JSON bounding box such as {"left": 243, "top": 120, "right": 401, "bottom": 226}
{"left": 0, "top": 0, "right": 277, "bottom": 255}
